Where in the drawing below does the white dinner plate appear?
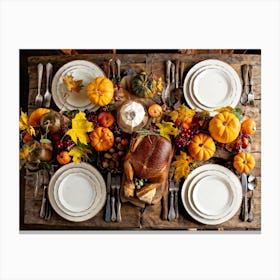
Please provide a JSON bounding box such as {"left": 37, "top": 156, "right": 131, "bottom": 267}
{"left": 53, "top": 168, "right": 102, "bottom": 217}
{"left": 48, "top": 162, "right": 106, "bottom": 222}
{"left": 183, "top": 59, "right": 241, "bottom": 114}
{"left": 187, "top": 170, "right": 236, "bottom": 220}
{"left": 181, "top": 164, "right": 242, "bottom": 225}
{"left": 52, "top": 60, "right": 105, "bottom": 111}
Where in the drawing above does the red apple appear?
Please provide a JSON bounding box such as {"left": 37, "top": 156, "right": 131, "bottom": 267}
{"left": 97, "top": 111, "right": 115, "bottom": 127}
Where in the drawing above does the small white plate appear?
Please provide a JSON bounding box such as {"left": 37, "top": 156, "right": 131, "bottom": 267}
{"left": 58, "top": 173, "right": 96, "bottom": 212}
{"left": 187, "top": 170, "right": 236, "bottom": 220}
{"left": 192, "top": 68, "right": 234, "bottom": 108}
{"left": 53, "top": 168, "right": 101, "bottom": 217}
{"left": 183, "top": 59, "right": 241, "bottom": 114}
{"left": 52, "top": 60, "right": 105, "bottom": 111}
{"left": 192, "top": 175, "right": 234, "bottom": 216}
{"left": 181, "top": 164, "right": 242, "bottom": 225}
{"left": 48, "top": 162, "right": 106, "bottom": 222}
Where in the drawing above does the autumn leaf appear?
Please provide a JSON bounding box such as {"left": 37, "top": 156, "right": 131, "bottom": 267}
{"left": 19, "top": 146, "right": 30, "bottom": 161}
{"left": 69, "top": 145, "right": 92, "bottom": 164}
{"left": 63, "top": 74, "right": 83, "bottom": 93}
{"left": 177, "top": 104, "right": 196, "bottom": 121}
{"left": 66, "top": 112, "right": 93, "bottom": 144}
{"left": 156, "top": 120, "right": 179, "bottom": 140}
{"left": 168, "top": 110, "right": 179, "bottom": 122}
{"left": 171, "top": 151, "right": 193, "bottom": 182}
{"left": 19, "top": 110, "right": 35, "bottom": 136}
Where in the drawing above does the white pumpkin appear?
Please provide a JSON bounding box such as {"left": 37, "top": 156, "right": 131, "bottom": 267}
{"left": 117, "top": 99, "right": 148, "bottom": 133}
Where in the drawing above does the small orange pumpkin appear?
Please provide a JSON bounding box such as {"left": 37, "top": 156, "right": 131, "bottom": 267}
{"left": 28, "top": 108, "right": 50, "bottom": 127}
{"left": 233, "top": 152, "right": 255, "bottom": 173}
{"left": 241, "top": 118, "right": 256, "bottom": 135}
{"left": 148, "top": 103, "right": 163, "bottom": 118}
{"left": 89, "top": 127, "right": 114, "bottom": 152}
{"left": 188, "top": 133, "right": 216, "bottom": 161}
{"left": 87, "top": 76, "right": 114, "bottom": 106}
{"left": 209, "top": 111, "right": 241, "bottom": 144}
{"left": 57, "top": 151, "right": 71, "bottom": 165}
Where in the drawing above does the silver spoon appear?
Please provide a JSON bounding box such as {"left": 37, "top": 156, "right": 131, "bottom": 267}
{"left": 247, "top": 182, "right": 255, "bottom": 222}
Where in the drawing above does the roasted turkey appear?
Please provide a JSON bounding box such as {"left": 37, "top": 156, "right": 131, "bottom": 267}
{"left": 121, "top": 133, "right": 173, "bottom": 219}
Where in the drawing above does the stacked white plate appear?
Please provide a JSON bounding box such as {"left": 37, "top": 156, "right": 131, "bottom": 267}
{"left": 181, "top": 164, "right": 242, "bottom": 225}
{"left": 48, "top": 162, "right": 106, "bottom": 222}
{"left": 183, "top": 59, "right": 242, "bottom": 114}
{"left": 52, "top": 60, "right": 105, "bottom": 111}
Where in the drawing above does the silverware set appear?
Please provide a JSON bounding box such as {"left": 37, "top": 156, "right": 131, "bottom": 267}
{"left": 240, "top": 172, "right": 256, "bottom": 222}
{"left": 105, "top": 172, "right": 122, "bottom": 222}
{"left": 240, "top": 64, "right": 255, "bottom": 105}
{"left": 34, "top": 63, "right": 53, "bottom": 108}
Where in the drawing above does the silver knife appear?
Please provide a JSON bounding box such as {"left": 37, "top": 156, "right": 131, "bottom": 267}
{"left": 104, "top": 172, "right": 112, "bottom": 222}
{"left": 116, "top": 58, "right": 121, "bottom": 84}
{"left": 161, "top": 60, "right": 172, "bottom": 104}
{"left": 240, "top": 173, "right": 248, "bottom": 221}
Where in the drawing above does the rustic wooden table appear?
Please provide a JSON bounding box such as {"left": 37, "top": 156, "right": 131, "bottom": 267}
{"left": 20, "top": 52, "right": 261, "bottom": 231}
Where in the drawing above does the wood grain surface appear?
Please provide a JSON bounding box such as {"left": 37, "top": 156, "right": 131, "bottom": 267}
{"left": 20, "top": 52, "right": 261, "bottom": 231}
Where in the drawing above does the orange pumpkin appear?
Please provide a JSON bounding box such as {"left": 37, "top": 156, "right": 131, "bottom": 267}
{"left": 89, "top": 127, "right": 114, "bottom": 152}
{"left": 241, "top": 118, "right": 256, "bottom": 135}
{"left": 28, "top": 108, "right": 50, "bottom": 127}
{"left": 188, "top": 133, "right": 216, "bottom": 161}
{"left": 57, "top": 151, "right": 71, "bottom": 165}
{"left": 209, "top": 111, "right": 241, "bottom": 143}
{"left": 233, "top": 152, "right": 255, "bottom": 173}
{"left": 148, "top": 103, "right": 163, "bottom": 118}
{"left": 87, "top": 77, "right": 114, "bottom": 106}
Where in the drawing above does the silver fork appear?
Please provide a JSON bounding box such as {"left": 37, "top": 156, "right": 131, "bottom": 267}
{"left": 247, "top": 64, "right": 255, "bottom": 105}
{"left": 174, "top": 181, "right": 180, "bottom": 219}
{"left": 43, "top": 63, "right": 53, "bottom": 108}
{"left": 168, "top": 180, "right": 176, "bottom": 221}
{"left": 35, "top": 63, "right": 44, "bottom": 107}
{"left": 111, "top": 176, "right": 117, "bottom": 222}
{"left": 115, "top": 175, "right": 122, "bottom": 222}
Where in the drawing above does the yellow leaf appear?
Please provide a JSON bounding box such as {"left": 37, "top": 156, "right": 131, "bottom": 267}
{"left": 69, "top": 146, "right": 92, "bottom": 164}
{"left": 68, "top": 147, "right": 83, "bottom": 164}
{"left": 66, "top": 112, "right": 93, "bottom": 144}
{"left": 171, "top": 151, "right": 193, "bottom": 182}
{"left": 19, "top": 111, "right": 35, "bottom": 136}
{"left": 168, "top": 110, "right": 179, "bottom": 122}
{"left": 63, "top": 74, "right": 83, "bottom": 93}
{"left": 177, "top": 104, "right": 196, "bottom": 122}
{"left": 156, "top": 120, "right": 179, "bottom": 140}
{"left": 19, "top": 146, "right": 30, "bottom": 160}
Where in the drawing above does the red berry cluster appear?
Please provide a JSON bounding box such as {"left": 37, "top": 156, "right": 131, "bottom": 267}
{"left": 86, "top": 112, "right": 99, "bottom": 129}
{"left": 175, "top": 128, "right": 199, "bottom": 149}
{"left": 51, "top": 133, "right": 75, "bottom": 151}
